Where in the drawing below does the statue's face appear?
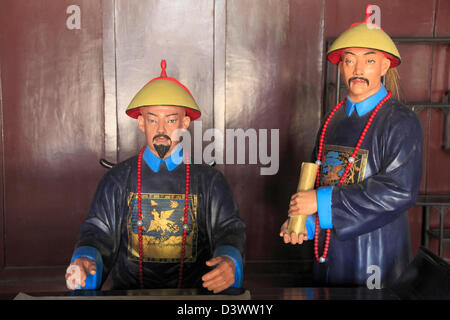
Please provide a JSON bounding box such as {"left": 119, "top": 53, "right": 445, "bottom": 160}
{"left": 339, "top": 47, "right": 390, "bottom": 103}
{"left": 137, "top": 105, "right": 190, "bottom": 159}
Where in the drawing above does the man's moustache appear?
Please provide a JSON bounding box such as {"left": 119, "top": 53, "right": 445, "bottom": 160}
{"left": 153, "top": 134, "right": 171, "bottom": 142}
{"left": 348, "top": 77, "right": 369, "bottom": 86}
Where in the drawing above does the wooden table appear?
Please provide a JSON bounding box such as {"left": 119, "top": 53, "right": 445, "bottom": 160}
{"left": 13, "top": 286, "right": 398, "bottom": 300}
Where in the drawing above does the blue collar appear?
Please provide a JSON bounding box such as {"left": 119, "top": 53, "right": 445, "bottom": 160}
{"left": 346, "top": 84, "right": 388, "bottom": 117}
{"left": 142, "top": 144, "right": 183, "bottom": 173}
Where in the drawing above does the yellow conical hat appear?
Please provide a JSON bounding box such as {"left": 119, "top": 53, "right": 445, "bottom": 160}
{"left": 327, "top": 22, "right": 401, "bottom": 68}
{"left": 126, "top": 60, "right": 201, "bottom": 120}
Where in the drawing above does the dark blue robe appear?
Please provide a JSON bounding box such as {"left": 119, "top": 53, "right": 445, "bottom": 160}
{"left": 73, "top": 157, "right": 246, "bottom": 290}
{"left": 314, "top": 97, "right": 423, "bottom": 288}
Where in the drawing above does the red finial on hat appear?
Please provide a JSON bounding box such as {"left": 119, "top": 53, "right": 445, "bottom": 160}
{"left": 347, "top": 4, "right": 383, "bottom": 30}
{"left": 160, "top": 59, "right": 167, "bottom": 78}
{"left": 364, "top": 4, "right": 373, "bottom": 24}
{"left": 143, "top": 59, "right": 195, "bottom": 100}
{"left": 364, "top": 4, "right": 382, "bottom": 29}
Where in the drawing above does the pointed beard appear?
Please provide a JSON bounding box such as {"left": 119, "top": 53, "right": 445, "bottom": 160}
{"left": 154, "top": 144, "right": 171, "bottom": 159}
{"left": 152, "top": 134, "right": 172, "bottom": 158}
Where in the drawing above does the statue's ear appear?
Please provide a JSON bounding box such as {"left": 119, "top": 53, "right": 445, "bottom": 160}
{"left": 381, "top": 57, "right": 390, "bottom": 77}
{"left": 182, "top": 115, "right": 191, "bottom": 130}
{"left": 137, "top": 114, "right": 145, "bottom": 133}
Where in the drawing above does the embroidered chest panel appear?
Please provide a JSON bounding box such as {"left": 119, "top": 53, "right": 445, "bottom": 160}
{"left": 320, "top": 144, "right": 369, "bottom": 186}
{"left": 127, "top": 192, "right": 198, "bottom": 263}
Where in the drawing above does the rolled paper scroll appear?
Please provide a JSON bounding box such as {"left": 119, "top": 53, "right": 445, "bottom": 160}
{"left": 287, "top": 162, "right": 319, "bottom": 235}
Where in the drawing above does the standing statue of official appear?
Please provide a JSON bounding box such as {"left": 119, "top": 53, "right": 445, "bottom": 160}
{"left": 281, "top": 18, "right": 423, "bottom": 288}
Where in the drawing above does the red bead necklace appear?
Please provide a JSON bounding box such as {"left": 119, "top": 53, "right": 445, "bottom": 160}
{"left": 136, "top": 145, "right": 191, "bottom": 288}
{"left": 313, "top": 91, "right": 392, "bottom": 263}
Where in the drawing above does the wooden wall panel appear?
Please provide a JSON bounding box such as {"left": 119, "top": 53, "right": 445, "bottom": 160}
{"left": 324, "top": 0, "right": 436, "bottom": 38}
{"left": 0, "top": 47, "right": 4, "bottom": 271}
{"left": 113, "top": 0, "right": 215, "bottom": 162}
{"left": 224, "top": 0, "right": 324, "bottom": 261}
{"left": 0, "top": 0, "right": 105, "bottom": 267}
{"left": 420, "top": 0, "right": 450, "bottom": 259}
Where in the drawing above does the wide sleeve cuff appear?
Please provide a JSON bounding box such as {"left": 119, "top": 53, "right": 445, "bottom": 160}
{"left": 70, "top": 246, "right": 103, "bottom": 290}
{"left": 213, "top": 245, "right": 243, "bottom": 288}
{"left": 305, "top": 214, "right": 316, "bottom": 240}
{"left": 317, "top": 186, "right": 334, "bottom": 229}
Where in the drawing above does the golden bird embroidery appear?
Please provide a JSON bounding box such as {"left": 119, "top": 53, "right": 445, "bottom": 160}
{"left": 148, "top": 208, "right": 177, "bottom": 234}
